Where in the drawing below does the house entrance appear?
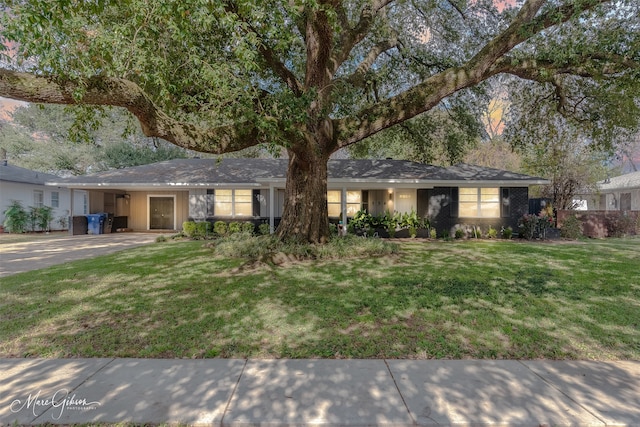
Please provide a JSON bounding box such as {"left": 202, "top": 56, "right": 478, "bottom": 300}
{"left": 149, "top": 196, "right": 175, "bottom": 229}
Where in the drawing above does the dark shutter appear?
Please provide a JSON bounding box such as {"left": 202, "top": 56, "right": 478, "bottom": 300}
{"left": 501, "top": 188, "right": 510, "bottom": 217}
{"left": 252, "top": 190, "right": 261, "bottom": 217}
{"left": 450, "top": 188, "right": 459, "bottom": 218}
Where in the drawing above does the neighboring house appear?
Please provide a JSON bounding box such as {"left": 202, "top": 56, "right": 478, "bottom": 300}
{"left": 574, "top": 171, "right": 640, "bottom": 211}
{"left": 45, "top": 158, "right": 548, "bottom": 234}
{"left": 0, "top": 160, "right": 87, "bottom": 230}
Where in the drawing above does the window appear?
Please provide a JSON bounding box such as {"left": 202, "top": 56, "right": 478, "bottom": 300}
{"left": 346, "top": 191, "right": 361, "bottom": 216}
{"left": 214, "top": 189, "right": 253, "bottom": 217}
{"left": 215, "top": 189, "right": 233, "bottom": 216}
{"left": 459, "top": 187, "right": 500, "bottom": 218}
{"left": 33, "top": 190, "right": 44, "bottom": 208}
{"left": 327, "top": 191, "right": 362, "bottom": 217}
{"left": 327, "top": 191, "right": 341, "bottom": 217}
{"left": 234, "top": 189, "right": 253, "bottom": 216}
{"left": 51, "top": 191, "right": 59, "bottom": 208}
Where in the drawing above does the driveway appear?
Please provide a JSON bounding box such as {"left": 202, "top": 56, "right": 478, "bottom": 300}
{"left": 0, "top": 233, "right": 159, "bottom": 277}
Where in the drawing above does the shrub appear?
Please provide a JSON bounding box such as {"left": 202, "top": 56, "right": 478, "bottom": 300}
{"left": 607, "top": 213, "right": 636, "bottom": 237}
{"left": 501, "top": 226, "right": 513, "bottom": 240}
{"left": 36, "top": 206, "right": 54, "bottom": 232}
{"left": 454, "top": 228, "right": 465, "bottom": 239}
{"left": 3, "top": 201, "right": 28, "bottom": 233}
{"left": 380, "top": 211, "right": 399, "bottom": 237}
{"left": 471, "top": 225, "right": 482, "bottom": 239}
{"left": 155, "top": 235, "right": 167, "bottom": 243}
{"left": 258, "top": 223, "right": 271, "bottom": 235}
{"left": 213, "top": 221, "right": 228, "bottom": 236}
{"left": 329, "top": 223, "right": 338, "bottom": 236}
{"left": 210, "top": 234, "right": 399, "bottom": 263}
{"left": 228, "top": 221, "right": 241, "bottom": 234}
{"left": 182, "top": 221, "right": 210, "bottom": 239}
{"left": 196, "top": 221, "right": 211, "bottom": 237}
{"left": 518, "top": 214, "right": 538, "bottom": 240}
{"left": 242, "top": 221, "right": 255, "bottom": 234}
{"left": 560, "top": 215, "right": 582, "bottom": 240}
{"left": 182, "top": 221, "right": 197, "bottom": 237}
{"left": 487, "top": 226, "right": 498, "bottom": 239}
{"left": 351, "top": 210, "right": 373, "bottom": 234}
{"left": 57, "top": 215, "right": 69, "bottom": 230}
{"left": 429, "top": 228, "right": 437, "bottom": 239}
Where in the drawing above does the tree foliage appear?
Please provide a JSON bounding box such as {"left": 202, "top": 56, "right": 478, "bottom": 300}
{"left": 1, "top": 0, "right": 639, "bottom": 241}
{"left": 1, "top": 103, "right": 190, "bottom": 174}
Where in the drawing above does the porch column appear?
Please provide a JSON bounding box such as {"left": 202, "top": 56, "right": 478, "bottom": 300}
{"left": 341, "top": 187, "right": 347, "bottom": 235}
{"left": 269, "top": 185, "right": 275, "bottom": 233}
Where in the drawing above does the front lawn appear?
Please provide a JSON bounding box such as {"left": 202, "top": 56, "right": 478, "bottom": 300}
{"left": 1, "top": 238, "right": 638, "bottom": 360}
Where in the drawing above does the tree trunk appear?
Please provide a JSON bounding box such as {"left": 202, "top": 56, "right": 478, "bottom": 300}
{"left": 276, "top": 149, "right": 331, "bottom": 243}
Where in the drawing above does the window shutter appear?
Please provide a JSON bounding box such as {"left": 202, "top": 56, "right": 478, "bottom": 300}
{"left": 253, "top": 190, "right": 261, "bottom": 217}
{"left": 501, "top": 188, "right": 510, "bottom": 217}
{"left": 450, "top": 188, "right": 459, "bottom": 218}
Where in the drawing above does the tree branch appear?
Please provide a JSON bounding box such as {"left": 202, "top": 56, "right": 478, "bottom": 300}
{"left": 0, "top": 69, "right": 260, "bottom": 154}
{"left": 338, "top": 37, "right": 398, "bottom": 88}
{"left": 332, "top": 0, "right": 394, "bottom": 73}
{"left": 224, "top": 1, "right": 303, "bottom": 96}
{"left": 334, "top": 0, "right": 618, "bottom": 148}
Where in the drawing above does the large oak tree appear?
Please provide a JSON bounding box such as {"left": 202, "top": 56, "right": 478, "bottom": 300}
{"left": 1, "top": 0, "right": 638, "bottom": 242}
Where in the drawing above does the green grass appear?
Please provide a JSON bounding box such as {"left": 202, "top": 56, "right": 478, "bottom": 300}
{"left": 1, "top": 238, "right": 639, "bottom": 360}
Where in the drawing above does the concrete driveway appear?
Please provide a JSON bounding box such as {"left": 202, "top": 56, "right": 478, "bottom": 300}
{"left": 0, "top": 233, "right": 159, "bottom": 277}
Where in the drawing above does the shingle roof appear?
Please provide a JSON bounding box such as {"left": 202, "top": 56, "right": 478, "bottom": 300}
{"left": 598, "top": 171, "right": 640, "bottom": 191}
{"left": 0, "top": 162, "right": 62, "bottom": 185}
{"left": 47, "top": 158, "right": 548, "bottom": 187}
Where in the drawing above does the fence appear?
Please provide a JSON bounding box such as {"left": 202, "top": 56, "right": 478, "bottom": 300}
{"left": 557, "top": 210, "right": 640, "bottom": 238}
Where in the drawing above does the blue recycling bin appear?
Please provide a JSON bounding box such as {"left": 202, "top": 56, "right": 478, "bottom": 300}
{"left": 87, "top": 214, "right": 107, "bottom": 234}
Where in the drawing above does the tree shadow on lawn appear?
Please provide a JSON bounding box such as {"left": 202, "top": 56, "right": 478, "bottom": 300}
{"left": 1, "top": 240, "right": 638, "bottom": 360}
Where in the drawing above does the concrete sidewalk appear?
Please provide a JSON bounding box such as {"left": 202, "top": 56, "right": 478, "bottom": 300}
{"left": 1, "top": 359, "right": 638, "bottom": 426}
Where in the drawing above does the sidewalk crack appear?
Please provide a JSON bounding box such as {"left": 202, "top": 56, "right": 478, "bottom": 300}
{"left": 30, "top": 357, "right": 116, "bottom": 424}
{"left": 384, "top": 359, "right": 424, "bottom": 426}
{"left": 517, "top": 360, "right": 606, "bottom": 426}
{"left": 220, "top": 358, "right": 248, "bottom": 427}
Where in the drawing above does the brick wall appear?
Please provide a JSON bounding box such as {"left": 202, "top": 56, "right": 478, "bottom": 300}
{"left": 557, "top": 210, "right": 640, "bottom": 238}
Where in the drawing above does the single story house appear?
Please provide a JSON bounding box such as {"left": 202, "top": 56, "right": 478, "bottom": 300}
{"left": 45, "top": 158, "right": 549, "bottom": 234}
{"left": 573, "top": 171, "right": 640, "bottom": 211}
{"left": 0, "top": 160, "right": 86, "bottom": 231}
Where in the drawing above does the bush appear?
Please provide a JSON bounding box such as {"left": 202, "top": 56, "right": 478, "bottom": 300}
{"left": 487, "top": 226, "right": 498, "bottom": 239}
{"left": 560, "top": 215, "right": 583, "bottom": 239}
{"left": 607, "top": 213, "right": 636, "bottom": 237}
{"left": 429, "top": 228, "right": 437, "bottom": 239}
{"left": 242, "top": 221, "right": 255, "bottom": 234}
{"left": 3, "top": 201, "right": 28, "bottom": 233}
{"left": 209, "top": 234, "right": 399, "bottom": 263}
{"left": 182, "top": 221, "right": 197, "bottom": 237}
{"left": 228, "top": 221, "right": 241, "bottom": 234}
{"left": 155, "top": 235, "right": 168, "bottom": 243}
{"left": 471, "top": 225, "right": 482, "bottom": 239}
{"left": 36, "top": 206, "right": 54, "bottom": 232}
{"left": 213, "top": 221, "right": 228, "bottom": 236}
{"left": 57, "top": 215, "right": 69, "bottom": 230}
{"left": 258, "top": 223, "right": 271, "bottom": 235}
{"left": 518, "top": 214, "right": 538, "bottom": 240}
{"left": 454, "top": 228, "right": 465, "bottom": 239}
{"left": 501, "top": 226, "right": 513, "bottom": 240}
{"left": 182, "top": 221, "right": 210, "bottom": 239}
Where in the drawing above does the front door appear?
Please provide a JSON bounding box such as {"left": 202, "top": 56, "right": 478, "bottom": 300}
{"left": 149, "top": 197, "right": 174, "bottom": 229}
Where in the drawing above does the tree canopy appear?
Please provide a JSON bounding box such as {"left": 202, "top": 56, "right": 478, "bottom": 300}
{"left": 1, "top": 0, "right": 639, "bottom": 242}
